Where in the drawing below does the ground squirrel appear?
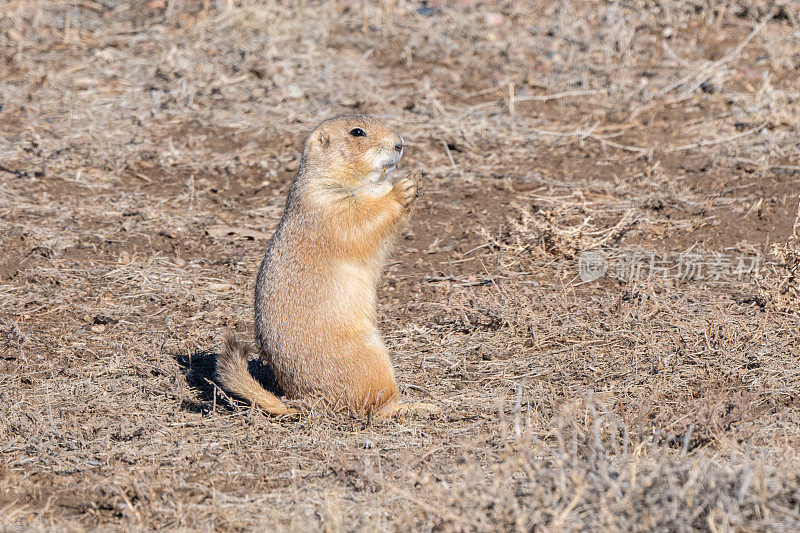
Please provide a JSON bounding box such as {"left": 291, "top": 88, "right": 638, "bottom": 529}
{"left": 217, "top": 115, "right": 436, "bottom": 418}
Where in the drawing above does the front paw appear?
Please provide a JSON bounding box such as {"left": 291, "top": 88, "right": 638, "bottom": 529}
{"left": 393, "top": 174, "right": 420, "bottom": 208}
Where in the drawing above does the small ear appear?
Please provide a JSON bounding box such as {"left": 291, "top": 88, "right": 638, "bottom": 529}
{"left": 316, "top": 130, "right": 330, "bottom": 149}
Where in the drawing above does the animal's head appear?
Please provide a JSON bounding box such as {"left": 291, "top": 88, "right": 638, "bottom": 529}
{"left": 301, "top": 115, "right": 404, "bottom": 185}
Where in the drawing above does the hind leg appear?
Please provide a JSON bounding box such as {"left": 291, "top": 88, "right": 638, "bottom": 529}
{"left": 345, "top": 337, "right": 439, "bottom": 419}
{"left": 324, "top": 333, "right": 403, "bottom": 415}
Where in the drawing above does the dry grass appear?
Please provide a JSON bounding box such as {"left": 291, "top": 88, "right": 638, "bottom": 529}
{"left": 2, "top": 0, "right": 800, "bottom": 531}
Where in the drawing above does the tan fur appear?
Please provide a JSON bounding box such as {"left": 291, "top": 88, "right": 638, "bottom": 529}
{"left": 217, "top": 115, "right": 436, "bottom": 417}
{"left": 216, "top": 334, "right": 297, "bottom": 415}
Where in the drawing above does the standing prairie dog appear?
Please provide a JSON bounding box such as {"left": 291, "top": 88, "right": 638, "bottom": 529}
{"left": 217, "top": 115, "right": 436, "bottom": 418}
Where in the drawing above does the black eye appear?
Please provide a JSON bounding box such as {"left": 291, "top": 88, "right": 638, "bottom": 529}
{"left": 349, "top": 128, "right": 366, "bottom": 137}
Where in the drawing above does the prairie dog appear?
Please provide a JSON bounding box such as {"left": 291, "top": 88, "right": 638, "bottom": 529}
{"left": 217, "top": 115, "right": 435, "bottom": 417}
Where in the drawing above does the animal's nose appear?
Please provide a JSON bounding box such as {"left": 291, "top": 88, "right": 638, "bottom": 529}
{"left": 394, "top": 136, "right": 404, "bottom": 154}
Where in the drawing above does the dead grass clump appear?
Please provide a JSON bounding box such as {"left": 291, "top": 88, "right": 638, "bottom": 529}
{"left": 502, "top": 205, "right": 637, "bottom": 260}
{"left": 398, "top": 396, "right": 800, "bottom": 531}
{"left": 759, "top": 199, "right": 800, "bottom": 314}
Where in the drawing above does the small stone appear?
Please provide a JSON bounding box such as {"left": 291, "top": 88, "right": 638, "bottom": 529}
{"left": 93, "top": 315, "right": 119, "bottom": 325}
{"left": 285, "top": 84, "right": 304, "bottom": 99}
{"left": 484, "top": 12, "right": 504, "bottom": 26}
{"left": 700, "top": 81, "right": 715, "bottom": 94}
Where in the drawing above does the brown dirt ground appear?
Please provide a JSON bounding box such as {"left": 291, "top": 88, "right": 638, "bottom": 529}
{"left": 2, "top": 1, "right": 800, "bottom": 531}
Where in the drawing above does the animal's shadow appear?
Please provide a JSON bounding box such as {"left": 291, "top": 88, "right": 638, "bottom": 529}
{"left": 174, "top": 346, "right": 283, "bottom": 413}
